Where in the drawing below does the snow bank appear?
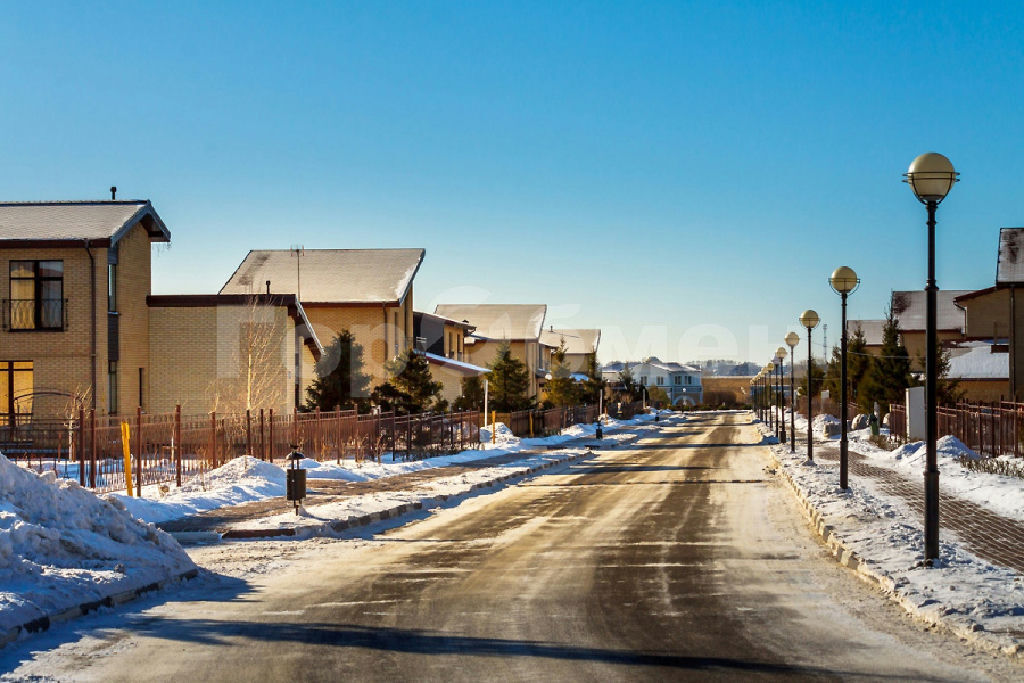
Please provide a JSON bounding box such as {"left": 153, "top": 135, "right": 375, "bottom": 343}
{"left": 0, "top": 455, "right": 194, "bottom": 634}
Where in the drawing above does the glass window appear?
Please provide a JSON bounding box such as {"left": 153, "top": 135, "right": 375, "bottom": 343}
{"left": 0, "top": 361, "right": 33, "bottom": 425}
{"left": 656, "top": 376, "right": 664, "bottom": 386}
{"left": 108, "top": 263, "right": 117, "bottom": 312}
{"left": 674, "top": 375, "right": 682, "bottom": 385}
{"left": 108, "top": 361, "right": 118, "bottom": 415}
{"left": 8, "top": 261, "right": 64, "bottom": 330}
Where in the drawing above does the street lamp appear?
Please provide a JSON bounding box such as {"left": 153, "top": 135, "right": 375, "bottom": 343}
{"left": 785, "top": 331, "right": 799, "bottom": 452}
{"left": 905, "top": 152, "right": 958, "bottom": 562}
{"left": 766, "top": 362, "right": 776, "bottom": 433}
{"left": 800, "top": 310, "right": 820, "bottom": 462}
{"left": 776, "top": 347, "right": 788, "bottom": 443}
{"left": 830, "top": 265, "right": 860, "bottom": 490}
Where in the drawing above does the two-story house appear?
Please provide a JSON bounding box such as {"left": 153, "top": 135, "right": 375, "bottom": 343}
{"left": 412, "top": 311, "right": 486, "bottom": 405}
{"left": 602, "top": 357, "right": 702, "bottom": 406}
{"left": 433, "top": 304, "right": 548, "bottom": 398}
{"left": 0, "top": 200, "right": 171, "bottom": 423}
{"left": 539, "top": 327, "right": 600, "bottom": 374}
{"left": 219, "top": 249, "right": 425, "bottom": 393}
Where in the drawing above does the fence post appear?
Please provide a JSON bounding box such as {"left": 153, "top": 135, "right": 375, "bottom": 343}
{"left": 136, "top": 405, "right": 143, "bottom": 497}
{"left": 89, "top": 409, "right": 97, "bottom": 489}
{"left": 269, "top": 409, "right": 275, "bottom": 462}
{"left": 315, "top": 407, "right": 322, "bottom": 461}
{"left": 259, "top": 409, "right": 266, "bottom": 461}
{"left": 175, "top": 404, "right": 182, "bottom": 487}
{"left": 78, "top": 407, "right": 86, "bottom": 487}
{"left": 209, "top": 411, "right": 217, "bottom": 468}
{"left": 246, "top": 409, "right": 252, "bottom": 457}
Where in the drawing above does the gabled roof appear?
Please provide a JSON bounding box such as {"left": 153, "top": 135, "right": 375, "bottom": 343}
{"left": 0, "top": 200, "right": 170, "bottom": 247}
{"left": 433, "top": 304, "right": 546, "bottom": 341}
{"left": 540, "top": 328, "right": 601, "bottom": 355}
{"left": 891, "top": 289, "right": 972, "bottom": 332}
{"left": 414, "top": 311, "right": 476, "bottom": 332}
{"left": 954, "top": 286, "right": 1000, "bottom": 304}
{"left": 997, "top": 228, "right": 1024, "bottom": 285}
{"left": 220, "top": 248, "right": 425, "bottom": 305}
{"left": 946, "top": 341, "right": 1008, "bottom": 380}
{"left": 415, "top": 350, "right": 487, "bottom": 375}
{"left": 847, "top": 319, "right": 885, "bottom": 346}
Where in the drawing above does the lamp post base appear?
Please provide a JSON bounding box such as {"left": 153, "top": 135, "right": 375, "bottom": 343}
{"left": 924, "top": 469, "right": 940, "bottom": 560}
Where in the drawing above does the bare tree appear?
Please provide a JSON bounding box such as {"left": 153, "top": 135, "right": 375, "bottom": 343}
{"left": 208, "top": 294, "right": 286, "bottom": 413}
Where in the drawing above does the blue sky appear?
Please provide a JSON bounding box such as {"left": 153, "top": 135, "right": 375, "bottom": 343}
{"left": 1, "top": 1, "right": 1021, "bottom": 365}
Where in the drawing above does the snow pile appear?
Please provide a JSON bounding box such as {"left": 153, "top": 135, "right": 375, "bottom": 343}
{"left": 479, "top": 422, "right": 519, "bottom": 449}
{"left": 812, "top": 413, "right": 841, "bottom": 438}
{"left": 761, "top": 421, "right": 1024, "bottom": 656}
{"left": 889, "top": 435, "right": 981, "bottom": 465}
{"left": 0, "top": 455, "right": 194, "bottom": 633}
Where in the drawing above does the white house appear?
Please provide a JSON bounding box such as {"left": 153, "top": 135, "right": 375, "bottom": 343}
{"left": 602, "top": 357, "right": 702, "bottom": 406}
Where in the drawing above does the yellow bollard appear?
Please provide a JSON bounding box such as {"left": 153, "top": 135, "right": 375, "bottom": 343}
{"left": 120, "top": 421, "right": 133, "bottom": 497}
{"left": 529, "top": 412, "right": 534, "bottom": 438}
{"left": 492, "top": 410, "right": 497, "bottom": 444}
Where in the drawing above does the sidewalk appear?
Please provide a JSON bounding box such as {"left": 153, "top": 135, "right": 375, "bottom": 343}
{"left": 157, "top": 422, "right": 657, "bottom": 539}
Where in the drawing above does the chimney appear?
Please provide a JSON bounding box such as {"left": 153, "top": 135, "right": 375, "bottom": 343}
{"left": 265, "top": 280, "right": 271, "bottom": 295}
{"left": 110, "top": 186, "right": 117, "bottom": 200}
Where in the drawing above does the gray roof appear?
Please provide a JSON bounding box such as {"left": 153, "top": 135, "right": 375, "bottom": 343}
{"left": 997, "top": 228, "right": 1024, "bottom": 285}
{"left": 0, "top": 200, "right": 170, "bottom": 245}
{"left": 540, "top": 328, "right": 601, "bottom": 355}
{"left": 220, "top": 249, "right": 424, "bottom": 304}
{"left": 891, "top": 290, "right": 971, "bottom": 332}
{"left": 847, "top": 319, "right": 885, "bottom": 346}
{"left": 434, "top": 304, "right": 546, "bottom": 340}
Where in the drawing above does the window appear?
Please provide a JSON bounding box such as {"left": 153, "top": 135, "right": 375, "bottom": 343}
{"left": 656, "top": 376, "right": 664, "bottom": 386}
{"left": 393, "top": 311, "right": 400, "bottom": 355}
{"left": 674, "top": 376, "right": 682, "bottom": 385}
{"left": 687, "top": 375, "right": 693, "bottom": 385}
{"left": 8, "top": 261, "right": 64, "bottom": 330}
{"left": 0, "top": 361, "right": 33, "bottom": 426}
{"left": 640, "top": 376, "right": 647, "bottom": 385}
{"left": 108, "top": 263, "right": 117, "bottom": 312}
{"left": 108, "top": 361, "right": 118, "bottom": 415}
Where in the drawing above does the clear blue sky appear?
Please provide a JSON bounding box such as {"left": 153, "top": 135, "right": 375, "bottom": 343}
{"left": 2, "top": 1, "right": 1021, "bottom": 365}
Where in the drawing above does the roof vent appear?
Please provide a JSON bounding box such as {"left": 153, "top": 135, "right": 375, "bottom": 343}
{"left": 110, "top": 186, "right": 117, "bottom": 200}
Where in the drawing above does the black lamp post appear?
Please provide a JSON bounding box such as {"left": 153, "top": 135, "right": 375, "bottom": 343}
{"left": 776, "top": 346, "right": 788, "bottom": 443}
{"left": 830, "top": 266, "right": 860, "bottom": 490}
{"left": 786, "top": 331, "right": 799, "bottom": 452}
{"left": 766, "top": 361, "right": 776, "bottom": 434}
{"left": 904, "top": 152, "right": 959, "bottom": 562}
{"left": 800, "top": 310, "right": 820, "bottom": 462}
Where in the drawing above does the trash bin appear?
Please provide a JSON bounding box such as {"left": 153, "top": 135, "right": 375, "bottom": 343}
{"left": 286, "top": 447, "right": 306, "bottom": 514}
{"left": 869, "top": 413, "right": 879, "bottom": 437}
{"left": 595, "top": 419, "right": 603, "bottom": 439}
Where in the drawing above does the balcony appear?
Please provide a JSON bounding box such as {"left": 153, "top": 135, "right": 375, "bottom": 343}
{"left": 1, "top": 298, "right": 67, "bottom": 331}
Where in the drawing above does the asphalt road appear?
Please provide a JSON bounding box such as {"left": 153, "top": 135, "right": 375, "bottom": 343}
{"left": 4, "top": 413, "right": 1017, "bottom": 681}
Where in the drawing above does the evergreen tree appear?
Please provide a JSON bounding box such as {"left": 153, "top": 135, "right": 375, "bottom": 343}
{"left": 544, "top": 340, "right": 578, "bottom": 407}
{"left": 579, "top": 353, "right": 605, "bottom": 406}
{"left": 304, "top": 331, "right": 371, "bottom": 412}
{"left": 617, "top": 364, "right": 637, "bottom": 401}
{"left": 371, "top": 351, "right": 444, "bottom": 415}
{"left": 823, "top": 328, "right": 872, "bottom": 407}
{"left": 797, "top": 359, "right": 825, "bottom": 398}
{"left": 453, "top": 375, "right": 485, "bottom": 411}
{"left": 861, "top": 307, "right": 912, "bottom": 413}
{"left": 647, "top": 385, "right": 670, "bottom": 407}
{"left": 486, "top": 342, "right": 534, "bottom": 411}
{"left": 915, "top": 340, "right": 965, "bottom": 406}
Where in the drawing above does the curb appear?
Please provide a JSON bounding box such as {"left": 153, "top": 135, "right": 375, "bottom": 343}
{"left": 764, "top": 439, "right": 1023, "bottom": 661}
{"left": 221, "top": 432, "right": 643, "bottom": 540}
{"left": 0, "top": 568, "right": 199, "bottom": 650}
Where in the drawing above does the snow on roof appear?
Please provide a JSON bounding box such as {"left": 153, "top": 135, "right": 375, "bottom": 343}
{"left": 946, "top": 341, "right": 1009, "bottom": 379}
{"left": 417, "top": 350, "right": 487, "bottom": 375}
{"left": 0, "top": 200, "right": 170, "bottom": 244}
{"left": 891, "top": 289, "right": 972, "bottom": 331}
{"left": 434, "top": 304, "right": 546, "bottom": 340}
{"left": 220, "top": 249, "right": 425, "bottom": 304}
{"left": 540, "top": 328, "right": 601, "bottom": 355}
{"left": 847, "top": 319, "right": 885, "bottom": 346}
{"left": 997, "top": 228, "right": 1024, "bottom": 285}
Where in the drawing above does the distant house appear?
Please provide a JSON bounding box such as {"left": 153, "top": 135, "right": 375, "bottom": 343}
{"left": 412, "top": 311, "right": 485, "bottom": 405}
{"left": 602, "top": 357, "right": 702, "bottom": 406}
{"left": 944, "top": 340, "right": 1008, "bottom": 402}
{"left": 433, "top": 304, "right": 548, "bottom": 398}
{"left": 220, "top": 249, "right": 425, "bottom": 393}
{"left": 539, "top": 327, "right": 601, "bottom": 374}
{"left": 845, "top": 319, "right": 885, "bottom": 356}
{"left": 0, "top": 200, "right": 171, "bottom": 422}
{"left": 890, "top": 289, "right": 972, "bottom": 370}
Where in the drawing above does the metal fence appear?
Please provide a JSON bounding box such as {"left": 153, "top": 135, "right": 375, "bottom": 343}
{"left": 2, "top": 407, "right": 481, "bottom": 494}
{"left": 888, "top": 400, "right": 1024, "bottom": 458}
{"left": 493, "top": 402, "right": 643, "bottom": 438}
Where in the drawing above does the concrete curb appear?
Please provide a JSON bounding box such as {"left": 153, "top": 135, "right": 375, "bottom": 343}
{"left": 765, "top": 438, "right": 1023, "bottom": 661}
{"left": 0, "top": 568, "right": 200, "bottom": 650}
{"left": 222, "top": 434, "right": 643, "bottom": 540}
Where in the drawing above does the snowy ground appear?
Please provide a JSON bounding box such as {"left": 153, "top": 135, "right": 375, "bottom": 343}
{"left": 789, "top": 411, "right": 1024, "bottom": 523}
{"left": 0, "top": 456, "right": 195, "bottom": 636}
{"left": 102, "top": 412, "right": 660, "bottom": 525}
{"left": 761, "top": 417, "right": 1024, "bottom": 657}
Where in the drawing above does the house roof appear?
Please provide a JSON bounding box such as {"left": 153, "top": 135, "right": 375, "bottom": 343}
{"left": 891, "top": 289, "right": 972, "bottom": 332}
{"left": 219, "top": 249, "right": 425, "bottom": 304}
{"left": 433, "top": 304, "right": 546, "bottom": 341}
{"left": 946, "top": 341, "right": 1008, "bottom": 380}
{"left": 0, "top": 200, "right": 170, "bottom": 247}
{"left": 413, "top": 311, "right": 476, "bottom": 332}
{"left": 954, "top": 286, "right": 1000, "bottom": 304}
{"left": 601, "top": 358, "right": 700, "bottom": 375}
{"left": 147, "top": 293, "right": 323, "bottom": 360}
{"left": 415, "top": 350, "right": 487, "bottom": 375}
{"left": 540, "top": 328, "right": 601, "bottom": 355}
{"left": 847, "top": 319, "right": 885, "bottom": 346}
{"left": 997, "top": 228, "right": 1024, "bottom": 285}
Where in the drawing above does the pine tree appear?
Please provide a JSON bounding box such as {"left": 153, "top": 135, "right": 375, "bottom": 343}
{"left": 862, "top": 307, "right": 912, "bottom": 413}
{"left": 453, "top": 375, "right": 485, "bottom": 411}
{"left": 579, "top": 353, "right": 604, "bottom": 406}
{"left": 823, "top": 328, "right": 872, "bottom": 407}
{"left": 544, "top": 340, "right": 578, "bottom": 407}
{"left": 371, "top": 351, "right": 444, "bottom": 415}
{"left": 617, "top": 364, "right": 637, "bottom": 401}
{"left": 304, "top": 331, "right": 372, "bottom": 412}
{"left": 486, "top": 342, "right": 534, "bottom": 411}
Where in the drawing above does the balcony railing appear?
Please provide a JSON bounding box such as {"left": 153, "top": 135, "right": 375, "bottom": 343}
{"left": 2, "top": 298, "right": 67, "bottom": 331}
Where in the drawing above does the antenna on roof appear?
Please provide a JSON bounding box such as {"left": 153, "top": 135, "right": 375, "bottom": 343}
{"left": 110, "top": 186, "right": 117, "bottom": 200}
{"left": 290, "top": 245, "right": 304, "bottom": 301}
